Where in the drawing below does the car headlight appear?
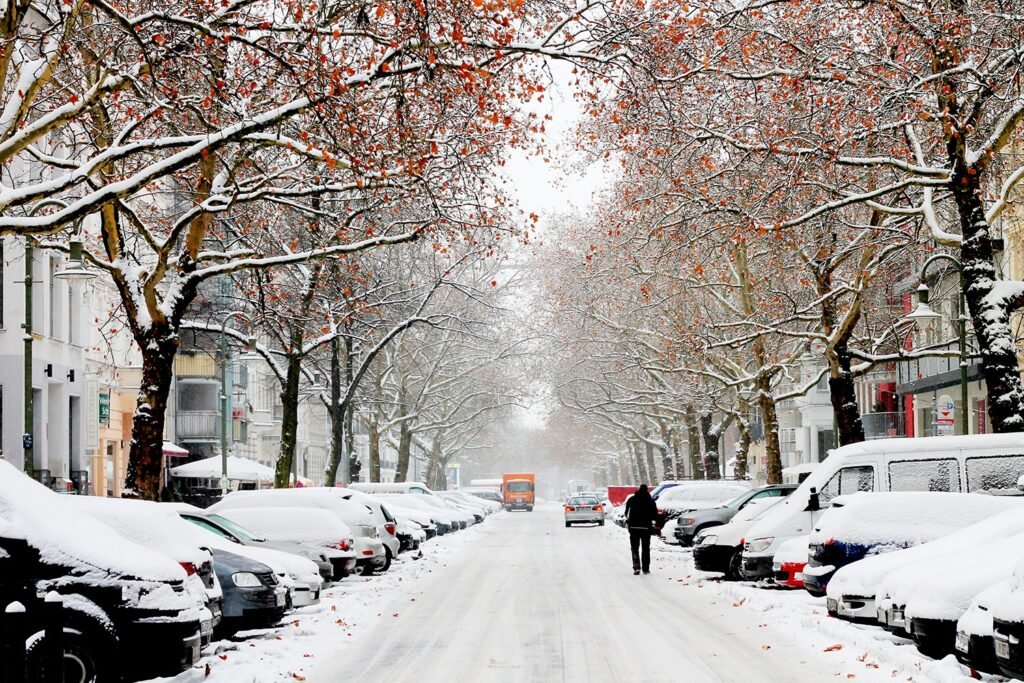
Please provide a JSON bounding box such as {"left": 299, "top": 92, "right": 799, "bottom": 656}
{"left": 679, "top": 518, "right": 696, "bottom": 526}
{"left": 231, "top": 572, "right": 262, "bottom": 588}
{"left": 697, "top": 534, "right": 718, "bottom": 546}
{"left": 746, "top": 537, "right": 774, "bottom": 554}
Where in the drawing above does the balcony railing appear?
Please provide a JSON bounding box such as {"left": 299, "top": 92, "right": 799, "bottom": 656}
{"left": 862, "top": 412, "right": 906, "bottom": 440}
{"left": 176, "top": 411, "right": 220, "bottom": 441}
{"left": 175, "top": 353, "right": 219, "bottom": 379}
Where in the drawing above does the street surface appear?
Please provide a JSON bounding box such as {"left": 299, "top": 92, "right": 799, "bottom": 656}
{"left": 316, "top": 503, "right": 845, "bottom": 683}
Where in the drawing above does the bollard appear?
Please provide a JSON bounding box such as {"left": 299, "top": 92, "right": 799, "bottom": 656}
{"left": 3, "top": 600, "right": 28, "bottom": 683}
{"left": 42, "top": 592, "right": 64, "bottom": 683}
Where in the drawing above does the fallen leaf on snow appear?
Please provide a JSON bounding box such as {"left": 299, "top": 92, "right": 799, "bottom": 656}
{"left": 823, "top": 644, "right": 844, "bottom": 652}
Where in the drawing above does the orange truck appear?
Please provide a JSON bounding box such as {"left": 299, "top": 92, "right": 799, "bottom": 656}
{"left": 502, "top": 473, "right": 536, "bottom": 511}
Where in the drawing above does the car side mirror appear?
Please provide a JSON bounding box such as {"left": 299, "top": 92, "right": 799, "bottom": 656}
{"left": 806, "top": 487, "right": 820, "bottom": 512}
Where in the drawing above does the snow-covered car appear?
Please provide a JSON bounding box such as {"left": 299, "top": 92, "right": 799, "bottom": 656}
{"left": 176, "top": 508, "right": 335, "bottom": 583}
{"left": 334, "top": 489, "right": 402, "bottom": 567}
{"left": 804, "top": 492, "right": 1017, "bottom": 596}
{"left": 376, "top": 493, "right": 457, "bottom": 535}
{"left": 460, "top": 488, "right": 504, "bottom": 507}
{"left": 210, "top": 547, "right": 288, "bottom": 632}
{"left": 991, "top": 553, "right": 1024, "bottom": 678}
{"left": 211, "top": 506, "right": 358, "bottom": 579}
{"left": 212, "top": 488, "right": 387, "bottom": 573}
{"left": 955, "top": 579, "right": 1012, "bottom": 674}
{"left": 654, "top": 481, "right": 752, "bottom": 523}
{"left": 826, "top": 507, "right": 1024, "bottom": 624}
{"left": 438, "top": 492, "right": 485, "bottom": 524}
{"left": 673, "top": 484, "right": 796, "bottom": 547}
{"left": 901, "top": 532, "right": 1024, "bottom": 657}
{"left": 771, "top": 535, "right": 809, "bottom": 589}
{"left": 0, "top": 462, "right": 203, "bottom": 681}
{"left": 692, "top": 498, "right": 786, "bottom": 579}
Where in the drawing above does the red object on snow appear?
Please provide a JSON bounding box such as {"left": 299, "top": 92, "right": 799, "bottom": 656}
{"left": 606, "top": 485, "right": 640, "bottom": 507}
{"left": 774, "top": 561, "right": 806, "bottom": 589}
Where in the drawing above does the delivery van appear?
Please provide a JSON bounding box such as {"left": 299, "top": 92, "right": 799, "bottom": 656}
{"left": 503, "top": 473, "right": 536, "bottom": 511}
{"left": 741, "top": 434, "right": 1024, "bottom": 579}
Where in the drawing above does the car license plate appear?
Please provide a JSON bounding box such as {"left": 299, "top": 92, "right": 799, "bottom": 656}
{"left": 826, "top": 598, "right": 838, "bottom": 613}
{"left": 189, "top": 640, "right": 201, "bottom": 664}
{"left": 955, "top": 632, "right": 969, "bottom": 653}
{"left": 996, "top": 638, "right": 1010, "bottom": 660}
{"left": 275, "top": 591, "right": 286, "bottom": 607}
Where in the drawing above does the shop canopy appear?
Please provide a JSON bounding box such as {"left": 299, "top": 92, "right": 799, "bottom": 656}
{"left": 170, "top": 455, "right": 275, "bottom": 483}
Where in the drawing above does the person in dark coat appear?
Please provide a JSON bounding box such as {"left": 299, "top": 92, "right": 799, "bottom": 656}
{"left": 624, "top": 484, "right": 659, "bottom": 574}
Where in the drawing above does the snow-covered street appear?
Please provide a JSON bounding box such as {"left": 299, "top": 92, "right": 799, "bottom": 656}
{"left": 310, "top": 503, "right": 845, "bottom": 683}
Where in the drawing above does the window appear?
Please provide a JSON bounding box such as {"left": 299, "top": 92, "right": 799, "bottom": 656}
{"left": 888, "top": 459, "right": 961, "bottom": 492}
{"left": 570, "top": 497, "right": 598, "bottom": 506}
{"left": 48, "top": 256, "right": 62, "bottom": 340}
{"left": 819, "top": 465, "right": 875, "bottom": 505}
{"left": 965, "top": 455, "right": 1024, "bottom": 494}
{"left": 749, "top": 488, "right": 787, "bottom": 501}
{"left": 506, "top": 482, "right": 533, "bottom": 493}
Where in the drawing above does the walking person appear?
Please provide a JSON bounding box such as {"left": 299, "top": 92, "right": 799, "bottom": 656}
{"left": 624, "top": 484, "right": 658, "bottom": 575}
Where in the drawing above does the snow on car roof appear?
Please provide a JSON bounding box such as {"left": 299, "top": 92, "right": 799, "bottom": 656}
{"left": 216, "top": 506, "right": 352, "bottom": 546}
{"left": 0, "top": 461, "right": 184, "bottom": 582}
{"left": 210, "top": 488, "right": 374, "bottom": 526}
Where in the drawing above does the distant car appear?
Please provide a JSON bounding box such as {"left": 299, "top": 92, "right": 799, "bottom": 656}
{"left": 956, "top": 579, "right": 1011, "bottom": 675}
{"left": 674, "top": 484, "right": 796, "bottom": 546}
{"left": 376, "top": 494, "right": 456, "bottom": 535}
{"left": 804, "top": 492, "right": 1017, "bottom": 596}
{"left": 211, "top": 548, "right": 287, "bottom": 633}
{"left": 564, "top": 495, "right": 605, "bottom": 527}
{"left": 461, "top": 488, "right": 504, "bottom": 505}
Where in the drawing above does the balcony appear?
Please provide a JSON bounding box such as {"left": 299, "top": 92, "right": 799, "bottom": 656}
{"left": 862, "top": 412, "right": 906, "bottom": 440}
{"left": 175, "top": 353, "right": 219, "bottom": 379}
{"left": 176, "top": 411, "right": 220, "bottom": 441}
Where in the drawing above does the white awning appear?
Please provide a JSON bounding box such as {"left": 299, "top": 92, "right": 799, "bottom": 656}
{"left": 170, "top": 455, "right": 275, "bottom": 483}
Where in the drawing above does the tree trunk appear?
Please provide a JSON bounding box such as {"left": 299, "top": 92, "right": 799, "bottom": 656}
{"left": 344, "top": 335, "right": 360, "bottom": 482}
{"left": 658, "top": 422, "right": 673, "bottom": 480}
{"left": 326, "top": 335, "right": 344, "bottom": 486}
{"left": 126, "top": 331, "right": 178, "bottom": 500}
{"left": 631, "top": 441, "right": 648, "bottom": 483}
{"left": 733, "top": 398, "right": 752, "bottom": 479}
{"left": 368, "top": 411, "right": 381, "bottom": 482}
{"left": 671, "top": 428, "right": 685, "bottom": 478}
{"left": 394, "top": 418, "right": 413, "bottom": 482}
{"left": 953, "top": 172, "right": 1024, "bottom": 433}
{"left": 686, "top": 406, "right": 704, "bottom": 479}
{"left": 829, "top": 343, "right": 865, "bottom": 446}
{"left": 644, "top": 441, "right": 658, "bottom": 484}
{"left": 758, "top": 383, "right": 783, "bottom": 484}
{"left": 428, "top": 435, "right": 446, "bottom": 490}
{"left": 699, "top": 412, "right": 721, "bottom": 480}
{"left": 274, "top": 354, "right": 303, "bottom": 488}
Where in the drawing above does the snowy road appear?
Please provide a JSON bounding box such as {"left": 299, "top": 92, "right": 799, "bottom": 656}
{"left": 315, "top": 503, "right": 848, "bottom": 683}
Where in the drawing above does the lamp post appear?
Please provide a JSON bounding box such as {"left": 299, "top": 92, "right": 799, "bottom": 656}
{"left": 218, "top": 312, "right": 256, "bottom": 495}
{"left": 904, "top": 254, "right": 969, "bottom": 436}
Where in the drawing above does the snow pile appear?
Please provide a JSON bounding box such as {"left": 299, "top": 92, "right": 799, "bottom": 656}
{"left": 215, "top": 506, "right": 353, "bottom": 548}
{"left": 810, "top": 492, "right": 1018, "bottom": 549}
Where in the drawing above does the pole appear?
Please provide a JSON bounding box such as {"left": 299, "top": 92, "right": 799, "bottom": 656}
{"left": 23, "top": 239, "right": 33, "bottom": 479}
{"left": 220, "top": 326, "right": 229, "bottom": 495}
{"left": 959, "top": 266, "right": 969, "bottom": 436}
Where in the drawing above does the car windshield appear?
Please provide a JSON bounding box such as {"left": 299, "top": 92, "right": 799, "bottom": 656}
{"left": 206, "top": 513, "right": 261, "bottom": 542}
{"left": 723, "top": 490, "right": 754, "bottom": 509}
{"left": 570, "top": 497, "right": 598, "bottom": 505}
{"left": 507, "top": 481, "right": 532, "bottom": 492}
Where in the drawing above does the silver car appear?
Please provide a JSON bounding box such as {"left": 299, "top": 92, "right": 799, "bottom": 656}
{"left": 564, "top": 496, "right": 605, "bottom": 527}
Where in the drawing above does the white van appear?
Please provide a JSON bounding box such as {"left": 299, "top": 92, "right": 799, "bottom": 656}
{"left": 741, "top": 434, "right": 1024, "bottom": 579}
{"left": 348, "top": 482, "right": 435, "bottom": 496}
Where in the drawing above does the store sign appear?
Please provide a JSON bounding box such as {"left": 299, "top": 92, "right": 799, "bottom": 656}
{"left": 99, "top": 391, "right": 110, "bottom": 427}
{"left": 936, "top": 394, "right": 955, "bottom": 425}
{"left": 85, "top": 379, "right": 99, "bottom": 450}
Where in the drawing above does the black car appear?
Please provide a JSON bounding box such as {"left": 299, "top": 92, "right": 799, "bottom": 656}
{"left": 211, "top": 548, "right": 287, "bottom": 634}
{"left": 0, "top": 536, "right": 202, "bottom": 683}
{"left": 993, "top": 615, "right": 1024, "bottom": 679}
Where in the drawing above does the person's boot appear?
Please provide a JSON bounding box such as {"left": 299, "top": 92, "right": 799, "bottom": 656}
{"left": 633, "top": 568, "right": 641, "bottom": 575}
{"left": 642, "top": 569, "right": 650, "bottom": 574}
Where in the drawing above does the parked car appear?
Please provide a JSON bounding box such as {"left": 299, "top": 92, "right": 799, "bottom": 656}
{"left": 212, "top": 488, "right": 387, "bottom": 573}
{"left": 654, "top": 481, "right": 752, "bottom": 522}
{"left": 827, "top": 506, "right": 1024, "bottom": 624}
{"left": 334, "top": 489, "right": 402, "bottom": 568}
{"left": 771, "top": 535, "right": 809, "bottom": 589}
{"left": 803, "top": 491, "right": 1017, "bottom": 596}
{"left": 460, "top": 488, "right": 504, "bottom": 506}
{"left": 742, "top": 434, "right": 1024, "bottom": 581}
{"left": 377, "top": 494, "right": 455, "bottom": 535}
{"left": 674, "top": 484, "right": 796, "bottom": 546}
{"left": 211, "top": 548, "right": 287, "bottom": 633}
{"left": 348, "top": 481, "right": 436, "bottom": 495}
{"left": 955, "top": 579, "right": 1013, "bottom": 674}
{"left": 692, "top": 498, "right": 786, "bottom": 579}
{"left": 993, "top": 553, "right": 1024, "bottom": 678}
{"left": 211, "top": 506, "right": 358, "bottom": 580}
{"left": 175, "top": 507, "right": 335, "bottom": 584}
{"left": 0, "top": 461, "right": 203, "bottom": 681}
{"left": 564, "top": 495, "right": 605, "bottom": 527}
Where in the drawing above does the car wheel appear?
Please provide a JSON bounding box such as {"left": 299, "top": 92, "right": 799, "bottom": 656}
{"left": 565, "top": 521, "right": 571, "bottom": 528}
{"left": 381, "top": 546, "right": 393, "bottom": 572}
{"left": 526, "top": 505, "right": 533, "bottom": 512}
{"left": 725, "top": 549, "right": 744, "bottom": 580}
{"left": 505, "top": 505, "right": 512, "bottom": 512}
{"left": 26, "top": 624, "right": 113, "bottom": 683}
{"left": 598, "top": 520, "right": 605, "bottom": 526}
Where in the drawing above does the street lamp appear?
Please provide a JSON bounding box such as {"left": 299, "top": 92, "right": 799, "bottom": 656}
{"left": 904, "top": 254, "right": 970, "bottom": 435}
{"left": 218, "top": 312, "right": 255, "bottom": 495}
{"left": 54, "top": 233, "right": 97, "bottom": 282}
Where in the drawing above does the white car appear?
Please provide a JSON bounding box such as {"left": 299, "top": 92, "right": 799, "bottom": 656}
{"left": 691, "top": 498, "right": 785, "bottom": 579}
{"left": 334, "top": 489, "right": 402, "bottom": 566}
{"left": 212, "top": 506, "right": 358, "bottom": 579}
{"left": 211, "top": 489, "right": 387, "bottom": 573}
{"left": 377, "top": 493, "right": 462, "bottom": 533}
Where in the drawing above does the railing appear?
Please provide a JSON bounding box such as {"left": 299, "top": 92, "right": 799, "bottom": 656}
{"left": 176, "top": 411, "right": 220, "bottom": 440}
{"left": 175, "top": 353, "right": 218, "bottom": 379}
{"left": 861, "top": 411, "right": 906, "bottom": 440}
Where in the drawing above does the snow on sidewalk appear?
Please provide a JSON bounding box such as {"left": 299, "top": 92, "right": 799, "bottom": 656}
{"left": 147, "top": 524, "right": 491, "bottom": 683}
{"left": 645, "top": 532, "right": 1018, "bottom": 683}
